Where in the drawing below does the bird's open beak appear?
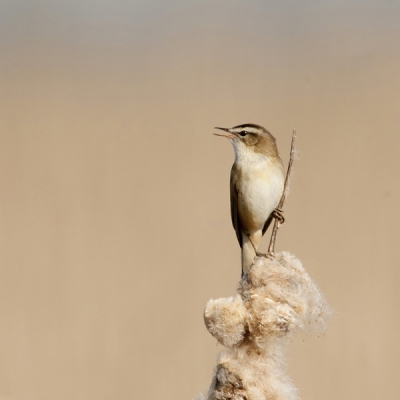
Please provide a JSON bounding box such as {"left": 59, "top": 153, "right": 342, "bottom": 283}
{"left": 213, "top": 127, "right": 236, "bottom": 139}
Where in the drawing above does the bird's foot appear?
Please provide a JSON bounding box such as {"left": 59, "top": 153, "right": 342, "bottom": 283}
{"left": 272, "top": 208, "right": 285, "bottom": 224}
{"left": 255, "top": 251, "right": 276, "bottom": 260}
{"left": 266, "top": 251, "right": 276, "bottom": 259}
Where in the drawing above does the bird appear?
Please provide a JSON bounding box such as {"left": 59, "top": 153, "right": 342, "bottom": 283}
{"left": 214, "top": 123, "right": 285, "bottom": 277}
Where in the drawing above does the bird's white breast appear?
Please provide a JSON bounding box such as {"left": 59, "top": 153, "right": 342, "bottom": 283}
{"left": 234, "top": 147, "right": 284, "bottom": 232}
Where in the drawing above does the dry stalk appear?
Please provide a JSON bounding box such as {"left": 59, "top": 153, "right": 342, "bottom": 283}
{"left": 268, "top": 129, "right": 297, "bottom": 255}
{"left": 197, "top": 252, "right": 331, "bottom": 400}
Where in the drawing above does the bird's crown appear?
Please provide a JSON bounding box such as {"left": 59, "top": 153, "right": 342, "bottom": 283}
{"left": 230, "top": 123, "right": 271, "bottom": 135}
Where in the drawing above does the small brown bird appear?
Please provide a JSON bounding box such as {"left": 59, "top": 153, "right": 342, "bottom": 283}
{"left": 214, "top": 123, "right": 285, "bottom": 277}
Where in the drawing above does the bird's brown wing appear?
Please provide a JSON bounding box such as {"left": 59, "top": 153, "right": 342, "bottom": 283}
{"left": 262, "top": 215, "right": 273, "bottom": 236}
{"left": 230, "top": 164, "right": 243, "bottom": 248}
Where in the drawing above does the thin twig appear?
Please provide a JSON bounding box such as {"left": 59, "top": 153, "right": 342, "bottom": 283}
{"left": 267, "top": 129, "right": 297, "bottom": 255}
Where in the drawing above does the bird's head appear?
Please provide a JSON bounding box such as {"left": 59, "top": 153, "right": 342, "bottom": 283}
{"left": 214, "top": 123, "right": 280, "bottom": 160}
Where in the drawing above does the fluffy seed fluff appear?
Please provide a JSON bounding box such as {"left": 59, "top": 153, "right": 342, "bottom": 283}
{"left": 197, "top": 252, "right": 331, "bottom": 400}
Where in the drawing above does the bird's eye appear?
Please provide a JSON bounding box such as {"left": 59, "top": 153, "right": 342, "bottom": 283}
{"left": 239, "top": 131, "right": 247, "bottom": 137}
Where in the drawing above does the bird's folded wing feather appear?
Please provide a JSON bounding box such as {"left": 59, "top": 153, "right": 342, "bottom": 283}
{"left": 262, "top": 215, "right": 273, "bottom": 236}
{"left": 230, "top": 165, "right": 242, "bottom": 248}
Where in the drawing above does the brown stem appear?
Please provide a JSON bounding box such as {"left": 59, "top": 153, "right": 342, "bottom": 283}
{"left": 267, "top": 129, "right": 297, "bottom": 255}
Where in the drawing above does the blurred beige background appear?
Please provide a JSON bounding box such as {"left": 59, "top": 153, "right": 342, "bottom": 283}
{"left": 0, "top": 1, "right": 399, "bottom": 399}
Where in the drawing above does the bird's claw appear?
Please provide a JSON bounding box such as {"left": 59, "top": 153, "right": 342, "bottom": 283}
{"left": 255, "top": 251, "right": 276, "bottom": 260}
{"left": 272, "top": 208, "right": 285, "bottom": 224}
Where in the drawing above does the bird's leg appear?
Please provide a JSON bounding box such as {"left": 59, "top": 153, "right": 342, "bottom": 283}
{"left": 272, "top": 208, "right": 285, "bottom": 224}
{"left": 260, "top": 209, "right": 285, "bottom": 260}
{"left": 246, "top": 234, "right": 257, "bottom": 253}
{"left": 246, "top": 234, "right": 265, "bottom": 258}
